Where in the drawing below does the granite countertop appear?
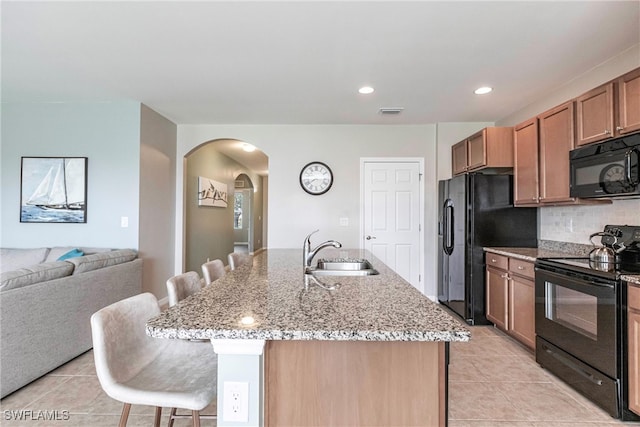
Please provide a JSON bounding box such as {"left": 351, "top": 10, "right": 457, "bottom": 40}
{"left": 146, "top": 249, "right": 470, "bottom": 342}
{"left": 484, "top": 244, "right": 640, "bottom": 285}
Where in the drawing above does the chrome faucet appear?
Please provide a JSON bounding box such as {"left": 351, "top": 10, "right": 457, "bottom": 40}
{"left": 303, "top": 229, "right": 342, "bottom": 269}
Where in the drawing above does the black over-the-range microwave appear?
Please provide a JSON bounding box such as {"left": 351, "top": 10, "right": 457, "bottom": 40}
{"left": 570, "top": 132, "right": 640, "bottom": 199}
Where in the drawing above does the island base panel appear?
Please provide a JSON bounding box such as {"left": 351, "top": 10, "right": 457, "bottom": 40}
{"left": 265, "top": 340, "right": 446, "bottom": 427}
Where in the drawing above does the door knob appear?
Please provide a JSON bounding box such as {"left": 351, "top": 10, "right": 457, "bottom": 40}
{"left": 366, "top": 235, "right": 377, "bottom": 240}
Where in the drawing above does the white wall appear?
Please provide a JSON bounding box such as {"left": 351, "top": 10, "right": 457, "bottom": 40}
{"left": 1, "top": 102, "right": 141, "bottom": 249}
{"left": 176, "top": 125, "right": 438, "bottom": 297}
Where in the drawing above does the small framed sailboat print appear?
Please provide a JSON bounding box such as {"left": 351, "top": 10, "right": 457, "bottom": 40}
{"left": 20, "top": 157, "right": 88, "bottom": 223}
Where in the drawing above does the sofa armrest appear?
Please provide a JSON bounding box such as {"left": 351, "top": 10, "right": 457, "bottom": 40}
{"left": 0, "top": 261, "right": 74, "bottom": 292}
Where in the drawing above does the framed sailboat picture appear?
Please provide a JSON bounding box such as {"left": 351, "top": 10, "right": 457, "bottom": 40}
{"left": 20, "top": 157, "right": 88, "bottom": 223}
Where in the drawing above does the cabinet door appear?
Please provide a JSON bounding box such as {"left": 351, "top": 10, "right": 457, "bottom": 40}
{"left": 576, "top": 82, "right": 614, "bottom": 146}
{"left": 629, "top": 284, "right": 640, "bottom": 416}
{"left": 514, "top": 118, "right": 539, "bottom": 206}
{"left": 618, "top": 68, "right": 640, "bottom": 136}
{"left": 452, "top": 140, "right": 468, "bottom": 176}
{"left": 538, "top": 101, "right": 575, "bottom": 204}
{"left": 486, "top": 267, "right": 508, "bottom": 331}
{"left": 467, "top": 131, "right": 486, "bottom": 170}
{"left": 509, "top": 275, "right": 535, "bottom": 350}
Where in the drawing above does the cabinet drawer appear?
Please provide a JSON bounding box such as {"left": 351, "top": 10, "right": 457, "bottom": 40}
{"left": 509, "top": 259, "right": 535, "bottom": 279}
{"left": 486, "top": 253, "right": 508, "bottom": 270}
{"left": 629, "top": 284, "right": 640, "bottom": 311}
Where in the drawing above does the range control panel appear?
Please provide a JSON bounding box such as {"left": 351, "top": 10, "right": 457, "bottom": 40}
{"left": 603, "top": 225, "right": 640, "bottom": 247}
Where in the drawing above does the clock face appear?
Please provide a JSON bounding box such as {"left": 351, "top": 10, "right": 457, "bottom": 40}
{"left": 300, "top": 162, "right": 333, "bottom": 195}
{"left": 600, "top": 163, "right": 633, "bottom": 194}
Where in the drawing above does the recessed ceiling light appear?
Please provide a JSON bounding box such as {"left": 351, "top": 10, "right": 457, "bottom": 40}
{"left": 242, "top": 143, "right": 256, "bottom": 152}
{"left": 358, "top": 86, "right": 375, "bottom": 94}
{"left": 474, "top": 86, "right": 493, "bottom": 95}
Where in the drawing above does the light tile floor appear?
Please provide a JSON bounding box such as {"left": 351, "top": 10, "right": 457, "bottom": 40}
{"left": 449, "top": 325, "right": 640, "bottom": 427}
{"left": 2, "top": 325, "right": 640, "bottom": 426}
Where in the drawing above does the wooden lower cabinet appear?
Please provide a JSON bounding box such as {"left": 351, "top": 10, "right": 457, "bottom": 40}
{"left": 509, "top": 275, "right": 535, "bottom": 349}
{"left": 264, "top": 340, "right": 447, "bottom": 427}
{"left": 486, "top": 266, "right": 508, "bottom": 330}
{"left": 628, "top": 283, "right": 640, "bottom": 416}
{"left": 485, "top": 253, "right": 535, "bottom": 349}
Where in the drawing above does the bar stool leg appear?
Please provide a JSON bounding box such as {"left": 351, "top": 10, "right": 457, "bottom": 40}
{"left": 153, "top": 406, "right": 162, "bottom": 427}
{"left": 118, "top": 403, "right": 131, "bottom": 427}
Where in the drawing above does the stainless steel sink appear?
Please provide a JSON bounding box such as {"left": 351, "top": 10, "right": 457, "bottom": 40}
{"left": 305, "top": 258, "right": 379, "bottom": 276}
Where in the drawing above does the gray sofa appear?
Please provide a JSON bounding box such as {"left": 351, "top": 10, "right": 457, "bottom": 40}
{"left": 0, "top": 247, "right": 142, "bottom": 398}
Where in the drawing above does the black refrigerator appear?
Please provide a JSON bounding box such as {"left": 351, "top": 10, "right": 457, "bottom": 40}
{"left": 437, "top": 173, "right": 537, "bottom": 325}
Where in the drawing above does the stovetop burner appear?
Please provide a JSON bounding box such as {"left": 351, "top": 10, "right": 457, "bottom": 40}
{"left": 536, "top": 256, "right": 640, "bottom": 280}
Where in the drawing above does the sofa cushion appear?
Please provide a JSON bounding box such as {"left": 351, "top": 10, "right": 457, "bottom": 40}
{"left": 68, "top": 249, "right": 137, "bottom": 274}
{"left": 57, "top": 248, "right": 84, "bottom": 261}
{"left": 44, "top": 247, "right": 110, "bottom": 263}
{"left": 0, "top": 261, "right": 74, "bottom": 292}
{"left": 0, "top": 248, "right": 50, "bottom": 273}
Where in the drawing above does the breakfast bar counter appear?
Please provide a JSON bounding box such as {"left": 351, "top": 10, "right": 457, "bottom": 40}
{"left": 146, "top": 249, "right": 470, "bottom": 427}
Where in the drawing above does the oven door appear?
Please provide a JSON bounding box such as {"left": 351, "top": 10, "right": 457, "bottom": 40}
{"left": 535, "top": 268, "right": 618, "bottom": 378}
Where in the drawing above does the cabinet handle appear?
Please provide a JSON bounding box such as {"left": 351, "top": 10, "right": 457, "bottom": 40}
{"left": 604, "top": 129, "right": 611, "bottom": 135}
{"left": 491, "top": 258, "right": 497, "bottom": 263}
{"left": 501, "top": 274, "right": 509, "bottom": 279}
{"left": 617, "top": 126, "right": 624, "bottom": 132}
{"left": 517, "top": 266, "right": 524, "bottom": 270}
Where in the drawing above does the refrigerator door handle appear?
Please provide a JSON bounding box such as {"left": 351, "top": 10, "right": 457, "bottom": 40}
{"left": 443, "top": 200, "right": 454, "bottom": 255}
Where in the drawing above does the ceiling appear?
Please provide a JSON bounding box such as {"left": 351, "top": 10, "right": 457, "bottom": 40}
{"left": 2, "top": 1, "right": 639, "bottom": 172}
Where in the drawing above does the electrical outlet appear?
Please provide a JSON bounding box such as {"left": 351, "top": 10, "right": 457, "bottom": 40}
{"left": 120, "top": 216, "right": 128, "bottom": 228}
{"left": 223, "top": 381, "right": 249, "bottom": 422}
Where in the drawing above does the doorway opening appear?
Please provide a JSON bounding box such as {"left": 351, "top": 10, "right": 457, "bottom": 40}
{"left": 182, "top": 139, "right": 268, "bottom": 274}
{"left": 233, "top": 174, "right": 253, "bottom": 254}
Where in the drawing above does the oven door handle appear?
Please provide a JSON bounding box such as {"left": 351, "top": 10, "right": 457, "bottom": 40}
{"left": 544, "top": 347, "right": 603, "bottom": 386}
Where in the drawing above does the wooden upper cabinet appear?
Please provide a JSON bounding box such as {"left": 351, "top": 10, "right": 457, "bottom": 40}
{"left": 451, "top": 127, "right": 513, "bottom": 176}
{"left": 576, "top": 67, "right": 640, "bottom": 146}
{"left": 467, "top": 131, "right": 486, "bottom": 170}
{"left": 618, "top": 68, "right": 640, "bottom": 136}
{"left": 538, "top": 101, "right": 575, "bottom": 203}
{"left": 576, "top": 82, "right": 614, "bottom": 146}
{"left": 514, "top": 118, "right": 539, "bottom": 206}
{"left": 452, "top": 140, "right": 468, "bottom": 176}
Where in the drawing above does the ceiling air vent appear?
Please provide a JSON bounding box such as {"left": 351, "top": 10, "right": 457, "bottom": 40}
{"left": 379, "top": 107, "right": 404, "bottom": 115}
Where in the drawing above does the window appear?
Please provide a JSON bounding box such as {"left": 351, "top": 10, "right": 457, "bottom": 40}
{"left": 234, "top": 192, "right": 243, "bottom": 229}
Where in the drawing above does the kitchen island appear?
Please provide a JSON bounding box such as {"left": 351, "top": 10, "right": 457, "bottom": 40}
{"left": 146, "top": 249, "right": 470, "bottom": 426}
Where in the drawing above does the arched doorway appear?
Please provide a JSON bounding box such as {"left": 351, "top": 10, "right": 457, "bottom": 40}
{"left": 183, "top": 139, "right": 268, "bottom": 273}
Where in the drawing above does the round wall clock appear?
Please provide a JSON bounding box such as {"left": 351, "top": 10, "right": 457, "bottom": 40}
{"left": 299, "top": 161, "right": 333, "bottom": 195}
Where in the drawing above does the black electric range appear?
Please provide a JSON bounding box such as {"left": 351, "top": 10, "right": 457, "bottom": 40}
{"left": 533, "top": 225, "right": 640, "bottom": 421}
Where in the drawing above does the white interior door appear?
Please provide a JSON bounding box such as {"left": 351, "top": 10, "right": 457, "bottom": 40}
{"left": 362, "top": 160, "right": 422, "bottom": 290}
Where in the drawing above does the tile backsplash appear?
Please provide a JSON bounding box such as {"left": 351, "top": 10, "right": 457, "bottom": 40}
{"left": 539, "top": 199, "right": 640, "bottom": 245}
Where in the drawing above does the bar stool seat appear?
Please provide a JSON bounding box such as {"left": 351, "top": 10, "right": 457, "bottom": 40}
{"left": 91, "top": 293, "right": 216, "bottom": 427}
